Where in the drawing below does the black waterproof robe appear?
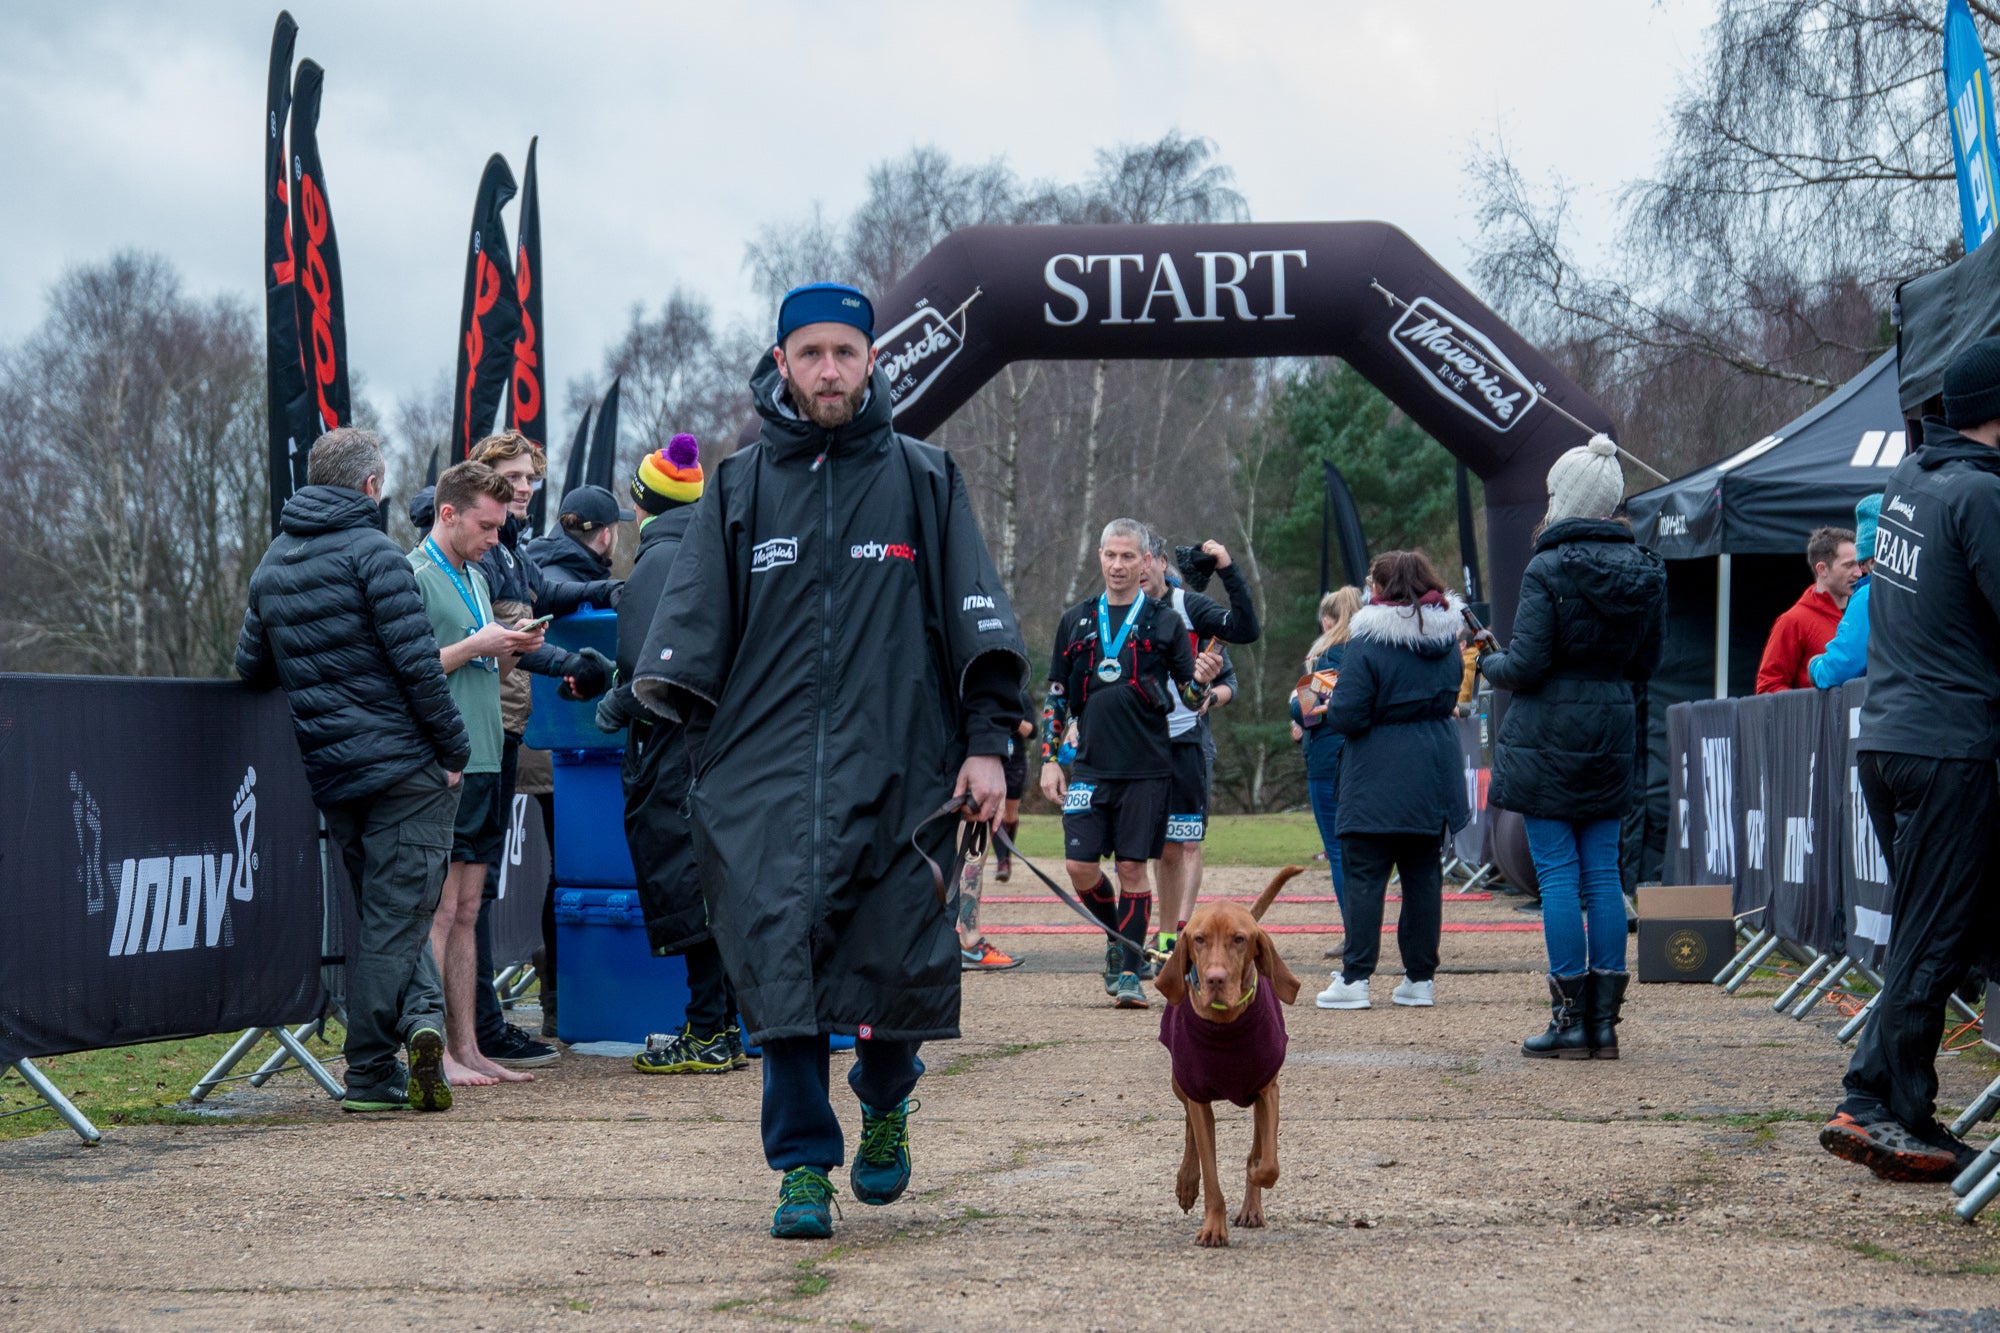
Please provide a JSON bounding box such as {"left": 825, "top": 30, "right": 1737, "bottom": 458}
{"left": 632, "top": 359, "right": 1029, "bottom": 1044}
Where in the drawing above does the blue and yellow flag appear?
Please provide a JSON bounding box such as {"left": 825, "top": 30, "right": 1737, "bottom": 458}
{"left": 1946, "top": 0, "right": 2000, "bottom": 250}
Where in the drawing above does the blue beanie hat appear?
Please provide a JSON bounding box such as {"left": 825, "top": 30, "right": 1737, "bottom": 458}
{"left": 776, "top": 282, "right": 874, "bottom": 348}
{"left": 1854, "top": 492, "right": 1881, "bottom": 562}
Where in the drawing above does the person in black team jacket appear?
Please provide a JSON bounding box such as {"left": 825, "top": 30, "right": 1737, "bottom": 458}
{"left": 1477, "top": 436, "right": 1665, "bottom": 1060}
{"left": 236, "top": 427, "right": 466, "bottom": 1115}
{"left": 631, "top": 283, "right": 1029, "bottom": 1241}
{"left": 1040, "top": 518, "right": 1204, "bottom": 1011}
{"left": 592, "top": 436, "right": 751, "bottom": 1076}
{"left": 1820, "top": 338, "right": 2000, "bottom": 1183}
{"left": 1313, "top": 550, "right": 1469, "bottom": 1013}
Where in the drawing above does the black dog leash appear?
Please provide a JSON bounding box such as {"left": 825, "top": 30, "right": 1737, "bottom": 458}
{"left": 911, "top": 794, "right": 1165, "bottom": 962}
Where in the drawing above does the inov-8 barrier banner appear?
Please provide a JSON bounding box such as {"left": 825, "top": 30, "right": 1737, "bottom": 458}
{"left": 0, "top": 675, "right": 324, "bottom": 1063}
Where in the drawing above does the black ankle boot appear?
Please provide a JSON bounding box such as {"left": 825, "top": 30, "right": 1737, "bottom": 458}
{"left": 1521, "top": 973, "right": 1591, "bottom": 1059}
{"left": 1586, "top": 969, "right": 1628, "bottom": 1059}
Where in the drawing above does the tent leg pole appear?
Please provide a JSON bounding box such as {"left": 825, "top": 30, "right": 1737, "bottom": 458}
{"left": 1714, "top": 554, "right": 1732, "bottom": 699}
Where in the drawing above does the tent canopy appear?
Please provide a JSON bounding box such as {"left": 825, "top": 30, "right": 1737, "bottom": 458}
{"left": 1898, "top": 232, "right": 2000, "bottom": 413}
{"left": 1624, "top": 350, "right": 1905, "bottom": 559}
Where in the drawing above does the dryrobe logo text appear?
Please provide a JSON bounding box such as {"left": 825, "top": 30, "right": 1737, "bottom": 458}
{"left": 751, "top": 538, "right": 798, "bottom": 574}
{"left": 851, "top": 541, "right": 915, "bottom": 563}
{"left": 876, "top": 295, "right": 973, "bottom": 414}
{"left": 1388, "top": 297, "right": 1540, "bottom": 432}
{"left": 80, "top": 768, "right": 260, "bottom": 957}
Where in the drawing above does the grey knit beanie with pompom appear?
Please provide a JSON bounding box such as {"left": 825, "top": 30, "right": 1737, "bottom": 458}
{"left": 1544, "top": 434, "right": 1626, "bottom": 524}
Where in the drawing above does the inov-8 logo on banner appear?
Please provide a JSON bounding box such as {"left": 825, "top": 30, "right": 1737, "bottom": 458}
{"left": 76, "top": 766, "right": 261, "bottom": 956}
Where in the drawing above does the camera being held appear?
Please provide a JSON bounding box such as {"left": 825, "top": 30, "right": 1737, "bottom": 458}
{"left": 1174, "top": 539, "right": 1233, "bottom": 593}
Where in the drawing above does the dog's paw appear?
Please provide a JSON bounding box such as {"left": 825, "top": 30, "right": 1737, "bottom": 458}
{"left": 1175, "top": 1167, "right": 1200, "bottom": 1213}
{"left": 1234, "top": 1201, "right": 1266, "bottom": 1229}
{"left": 1196, "top": 1218, "right": 1230, "bottom": 1248}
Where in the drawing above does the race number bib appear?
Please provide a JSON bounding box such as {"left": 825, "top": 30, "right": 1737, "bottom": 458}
{"left": 1063, "top": 782, "right": 1096, "bottom": 814}
{"left": 1165, "top": 814, "right": 1205, "bottom": 842}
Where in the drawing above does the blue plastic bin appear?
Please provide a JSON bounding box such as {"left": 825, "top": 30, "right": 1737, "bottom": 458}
{"left": 524, "top": 606, "right": 623, "bottom": 752}
{"left": 551, "top": 750, "right": 635, "bottom": 887}
{"left": 554, "top": 887, "right": 689, "bottom": 1043}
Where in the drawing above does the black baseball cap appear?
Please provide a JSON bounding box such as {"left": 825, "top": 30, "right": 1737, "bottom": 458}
{"left": 558, "top": 484, "right": 634, "bottom": 531}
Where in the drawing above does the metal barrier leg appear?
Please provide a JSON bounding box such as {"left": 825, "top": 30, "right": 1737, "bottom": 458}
{"left": 271, "top": 1026, "right": 343, "bottom": 1099}
{"left": 1953, "top": 1136, "right": 2000, "bottom": 1197}
{"left": 8, "top": 1059, "right": 102, "bottom": 1145}
{"left": 1773, "top": 953, "right": 1832, "bottom": 1012}
{"left": 1724, "top": 935, "right": 1785, "bottom": 995}
{"left": 1952, "top": 1073, "right": 2000, "bottom": 1140}
{"left": 1949, "top": 990, "right": 1984, "bottom": 1025}
{"left": 1790, "top": 954, "right": 1853, "bottom": 1019}
{"left": 501, "top": 966, "right": 538, "bottom": 1006}
{"left": 1837, "top": 991, "right": 1881, "bottom": 1045}
{"left": 247, "top": 1021, "right": 323, "bottom": 1088}
{"left": 1954, "top": 1160, "right": 2000, "bottom": 1222}
{"left": 188, "top": 1027, "right": 268, "bottom": 1104}
{"left": 1714, "top": 926, "right": 1774, "bottom": 989}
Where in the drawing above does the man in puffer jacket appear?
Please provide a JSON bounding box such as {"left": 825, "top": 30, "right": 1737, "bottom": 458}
{"left": 235, "top": 428, "right": 468, "bottom": 1115}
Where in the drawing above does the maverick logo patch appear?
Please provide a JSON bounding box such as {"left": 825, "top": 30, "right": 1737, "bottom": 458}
{"left": 1389, "top": 297, "right": 1540, "bottom": 432}
{"left": 875, "top": 293, "right": 976, "bottom": 414}
{"left": 1665, "top": 928, "right": 1709, "bottom": 974}
{"left": 751, "top": 538, "right": 798, "bottom": 574}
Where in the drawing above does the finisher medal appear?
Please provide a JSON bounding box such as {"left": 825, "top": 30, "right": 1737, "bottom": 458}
{"left": 1094, "top": 593, "right": 1142, "bottom": 687}
{"left": 1096, "top": 657, "right": 1123, "bottom": 683}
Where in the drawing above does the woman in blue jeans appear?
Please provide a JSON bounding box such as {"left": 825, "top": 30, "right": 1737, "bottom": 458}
{"left": 1477, "top": 436, "right": 1666, "bottom": 1059}
{"left": 1291, "top": 587, "right": 1362, "bottom": 898}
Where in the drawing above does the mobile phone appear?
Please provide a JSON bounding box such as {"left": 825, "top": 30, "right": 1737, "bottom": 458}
{"left": 519, "top": 614, "right": 555, "bottom": 631}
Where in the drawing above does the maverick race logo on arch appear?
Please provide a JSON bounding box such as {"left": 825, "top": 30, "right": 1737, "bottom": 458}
{"left": 1388, "top": 297, "right": 1542, "bottom": 433}
{"left": 76, "top": 766, "right": 262, "bottom": 957}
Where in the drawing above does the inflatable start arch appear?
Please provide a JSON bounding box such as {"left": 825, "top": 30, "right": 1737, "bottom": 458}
{"left": 775, "top": 223, "right": 1614, "bottom": 635}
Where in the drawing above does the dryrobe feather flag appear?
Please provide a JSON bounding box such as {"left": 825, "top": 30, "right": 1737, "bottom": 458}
{"left": 288, "top": 60, "right": 351, "bottom": 440}
{"left": 586, "top": 377, "right": 621, "bottom": 491}
{"left": 263, "top": 11, "right": 313, "bottom": 536}
{"left": 450, "top": 154, "right": 521, "bottom": 460}
{"left": 560, "top": 405, "right": 592, "bottom": 507}
{"left": 508, "top": 137, "right": 547, "bottom": 453}
{"left": 1946, "top": 0, "right": 2000, "bottom": 251}
{"left": 1320, "top": 463, "right": 1370, "bottom": 594}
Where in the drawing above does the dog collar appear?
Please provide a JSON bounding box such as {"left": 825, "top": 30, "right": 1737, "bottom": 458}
{"left": 1202, "top": 973, "right": 1258, "bottom": 1012}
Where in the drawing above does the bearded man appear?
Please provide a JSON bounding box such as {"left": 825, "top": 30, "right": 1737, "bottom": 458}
{"left": 632, "top": 283, "right": 1029, "bottom": 1240}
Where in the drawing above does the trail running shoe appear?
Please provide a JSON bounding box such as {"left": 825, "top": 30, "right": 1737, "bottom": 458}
{"left": 851, "top": 1099, "right": 917, "bottom": 1205}
{"left": 771, "top": 1167, "right": 838, "bottom": 1239}
{"left": 1819, "top": 1111, "right": 1964, "bottom": 1182}
{"left": 725, "top": 1025, "right": 751, "bottom": 1069}
{"left": 1104, "top": 939, "right": 1122, "bottom": 996}
{"left": 962, "top": 940, "right": 1025, "bottom": 971}
{"left": 994, "top": 854, "right": 1012, "bottom": 882}
{"left": 1113, "top": 971, "right": 1150, "bottom": 1009}
{"left": 483, "top": 1024, "right": 560, "bottom": 1068}
{"left": 633, "top": 1026, "right": 733, "bottom": 1075}
{"left": 340, "top": 1088, "right": 408, "bottom": 1113}
{"left": 407, "top": 1027, "right": 452, "bottom": 1112}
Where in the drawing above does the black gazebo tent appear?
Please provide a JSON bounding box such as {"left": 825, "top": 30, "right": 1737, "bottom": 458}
{"left": 1621, "top": 349, "right": 1902, "bottom": 881}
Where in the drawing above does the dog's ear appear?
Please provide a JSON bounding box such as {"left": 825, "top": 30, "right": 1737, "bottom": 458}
{"left": 1153, "top": 928, "right": 1192, "bottom": 1005}
{"left": 1254, "top": 929, "right": 1302, "bottom": 1005}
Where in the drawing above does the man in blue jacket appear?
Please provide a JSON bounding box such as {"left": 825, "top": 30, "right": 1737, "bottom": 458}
{"left": 1808, "top": 493, "right": 1880, "bottom": 690}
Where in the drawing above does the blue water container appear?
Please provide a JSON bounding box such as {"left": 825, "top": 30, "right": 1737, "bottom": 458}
{"left": 551, "top": 750, "right": 635, "bottom": 887}
{"left": 553, "top": 887, "right": 690, "bottom": 1043}
{"left": 524, "top": 606, "right": 623, "bottom": 752}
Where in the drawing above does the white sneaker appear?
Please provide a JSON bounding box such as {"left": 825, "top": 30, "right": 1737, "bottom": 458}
{"left": 1316, "top": 976, "right": 1371, "bottom": 1009}
{"left": 1392, "top": 978, "right": 1435, "bottom": 1007}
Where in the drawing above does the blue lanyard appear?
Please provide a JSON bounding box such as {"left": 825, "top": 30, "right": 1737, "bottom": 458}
{"left": 424, "top": 538, "right": 488, "bottom": 630}
{"left": 1096, "top": 593, "right": 1142, "bottom": 662}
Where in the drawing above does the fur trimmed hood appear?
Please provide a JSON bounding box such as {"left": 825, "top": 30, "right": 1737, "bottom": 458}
{"left": 1349, "top": 594, "right": 1464, "bottom": 657}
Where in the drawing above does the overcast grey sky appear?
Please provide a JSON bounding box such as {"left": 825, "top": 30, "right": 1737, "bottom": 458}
{"left": 0, "top": 1, "right": 1713, "bottom": 416}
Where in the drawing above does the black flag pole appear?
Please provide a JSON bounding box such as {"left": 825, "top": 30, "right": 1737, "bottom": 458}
{"left": 557, "top": 404, "right": 592, "bottom": 512}
{"left": 586, "top": 377, "right": 621, "bottom": 491}
{"left": 1322, "top": 463, "right": 1370, "bottom": 592}
{"left": 263, "top": 11, "right": 312, "bottom": 536}
{"left": 449, "top": 154, "right": 521, "bottom": 460}
{"left": 1455, "top": 462, "right": 1484, "bottom": 605}
{"left": 507, "top": 137, "right": 546, "bottom": 452}
{"left": 288, "top": 59, "right": 351, "bottom": 442}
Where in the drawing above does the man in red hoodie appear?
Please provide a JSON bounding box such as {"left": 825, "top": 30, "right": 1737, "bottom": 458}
{"left": 1756, "top": 526, "right": 1859, "bottom": 693}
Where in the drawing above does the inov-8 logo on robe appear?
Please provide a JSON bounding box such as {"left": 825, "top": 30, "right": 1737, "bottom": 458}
{"left": 1388, "top": 297, "right": 1541, "bottom": 433}
{"left": 78, "top": 766, "right": 261, "bottom": 957}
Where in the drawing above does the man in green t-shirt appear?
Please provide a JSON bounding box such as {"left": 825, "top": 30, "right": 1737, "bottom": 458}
{"left": 410, "top": 461, "right": 547, "bottom": 1090}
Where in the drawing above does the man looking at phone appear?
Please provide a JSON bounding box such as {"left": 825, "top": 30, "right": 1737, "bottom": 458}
{"left": 236, "top": 428, "right": 467, "bottom": 1113}
{"left": 410, "top": 461, "right": 550, "bottom": 1089}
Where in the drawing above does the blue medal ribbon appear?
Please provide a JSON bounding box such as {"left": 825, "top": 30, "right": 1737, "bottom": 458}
{"left": 424, "top": 537, "right": 497, "bottom": 672}
{"left": 1095, "top": 593, "right": 1142, "bottom": 680}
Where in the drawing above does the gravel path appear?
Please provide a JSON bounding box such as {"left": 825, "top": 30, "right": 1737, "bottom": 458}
{"left": 3, "top": 863, "right": 1997, "bottom": 1331}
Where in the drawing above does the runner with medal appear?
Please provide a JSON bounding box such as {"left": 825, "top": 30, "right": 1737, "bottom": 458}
{"left": 1040, "top": 518, "right": 1201, "bottom": 1009}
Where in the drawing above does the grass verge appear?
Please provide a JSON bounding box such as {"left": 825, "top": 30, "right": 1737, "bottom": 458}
{"left": 1009, "top": 813, "right": 1326, "bottom": 867}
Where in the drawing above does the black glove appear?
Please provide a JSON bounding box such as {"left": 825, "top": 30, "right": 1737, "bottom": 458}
{"left": 557, "top": 647, "right": 613, "bottom": 702}
{"left": 595, "top": 684, "right": 640, "bottom": 733}
{"left": 576, "top": 579, "right": 622, "bottom": 610}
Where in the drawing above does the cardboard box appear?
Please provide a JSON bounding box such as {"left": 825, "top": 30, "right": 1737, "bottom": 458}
{"left": 1635, "top": 885, "right": 1735, "bottom": 983}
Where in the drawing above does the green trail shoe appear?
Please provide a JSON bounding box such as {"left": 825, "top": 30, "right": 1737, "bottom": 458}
{"left": 340, "top": 1090, "right": 408, "bottom": 1113}
{"left": 851, "top": 1098, "right": 917, "bottom": 1205}
{"left": 725, "top": 1025, "right": 751, "bottom": 1070}
{"left": 1103, "top": 939, "right": 1122, "bottom": 996}
{"left": 1112, "top": 971, "right": 1150, "bottom": 1009}
{"left": 633, "top": 1026, "right": 733, "bottom": 1075}
{"left": 770, "top": 1166, "right": 838, "bottom": 1239}
{"left": 407, "top": 1027, "right": 452, "bottom": 1112}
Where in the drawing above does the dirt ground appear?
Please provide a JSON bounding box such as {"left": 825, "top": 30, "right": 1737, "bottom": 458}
{"left": 4, "top": 864, "right": 2000, "bottom": 1332}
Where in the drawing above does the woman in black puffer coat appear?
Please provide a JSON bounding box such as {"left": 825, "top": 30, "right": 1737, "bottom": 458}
{"left": 1478, "top": 435, "right": 1666, "bottom": 1060}
{"left": 1315, "top": 551, "right": 1469, "bottom": 1014}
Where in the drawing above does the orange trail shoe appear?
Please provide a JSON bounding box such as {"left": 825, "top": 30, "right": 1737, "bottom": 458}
{"left": 1819, "top": 1112, "right": 1968, "bottom": 1182}
{"left": 960, "top": 940, "right": 1025, "bottom": 971}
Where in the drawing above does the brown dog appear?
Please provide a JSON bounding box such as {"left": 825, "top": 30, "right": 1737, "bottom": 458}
{"left": 1154, "top": 866, "right": 1305, "bottom": 1246}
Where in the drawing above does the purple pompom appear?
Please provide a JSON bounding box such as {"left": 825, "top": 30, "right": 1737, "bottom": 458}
{"left": 666, "top": 433, "right": 700, "bottom": 468}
